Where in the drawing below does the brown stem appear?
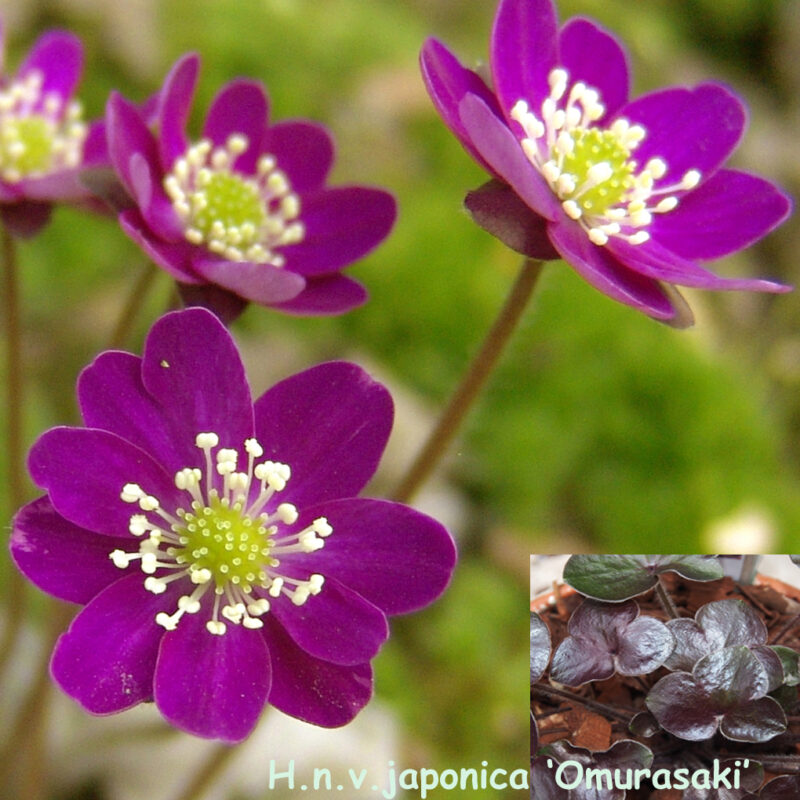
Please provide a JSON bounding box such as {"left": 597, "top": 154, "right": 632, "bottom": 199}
{"left": 0, "top": 227, "right": 28, "bottom": 685}
{"left": 392, "top": 258, "right": 544, "bottom": 503}
{"left": 654, "top": 575, "right": 680, "bottom": 619}
{"left": 108, "top": 260, "right": 159, "bottom": 349}
{"left": 168, "top": 742, "right": 239, "bottom": 800}
{"left": 532, "top": 683, "right": 634, "bottom": 724}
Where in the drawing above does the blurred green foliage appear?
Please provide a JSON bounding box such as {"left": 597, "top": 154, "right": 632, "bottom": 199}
{"left": 0, "top": 0, "right": 799, "bottom": 797}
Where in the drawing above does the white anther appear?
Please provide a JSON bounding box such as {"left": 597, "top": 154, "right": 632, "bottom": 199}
{"left": 562, "top": 200, "right": 582, "bottom": 220}
{"left": 541, "top": 161, "right": 561, "bottom": 184}
{"left": 586, "top": 162, "right": 613, "bottom": 185}
{"left": 138, "top": 495, "right": 160, "bottom": 512}
{"left": 185, "top": 228, "right": 203, "bottom": 245}
{"left": 227, "top": 133, "right": 248, "bottom": 154}
{"left": 121, "top": 483, "right": 145, "bottom": 503}
{"left": 110, "top": 550, "right": 132, "bottom": 569}
{"left": 510, "top": 100, "right": 529, "bottom": 122}
{"left": 292, "top": 587, "right": 311, "bottom": 606}
{"left": 655, "top": 197, "right": 678, "bottom": 213}
{"left": 277, "top": 503, "right": 298, "bottom": 524}
{"left": 556, "top": 174, "right": 576, "bottom": 195}
{"left": 309, "top": 574, "right": 325, "bottom": 594}
{"left": 129, "top": 515, "right": 150, "bottom": 536}
{"left": 245, "top": 438, "right": 264, "bottom": 458}
{"left": 312, "top": 518, "right": 333, "bottom": 537}
{"left": 248, "top": 598, "right": 270, "bottom": 616}
{"left": 196, "top": 432, "right": 219, "bottom": 449}
{"left": 145, "top": 576, "right": 167, "bottom": 595}
{"left": 628, "top": 231, "right": 650, "bottom": 245}
{"left": 141, "top": 552, "right": 158, "bottom": 574}
{"left": 156, "top": 612, "right": 178, "bottom": 630}
{"left": 178, "top": 595, "right": 201, "bottom": 614}
{"left": 645, "top": 158, "right": 667, "bottom": 180}
{"left": 268, "top": 577, "right": 284, "bottom": 598}
{"left": 548, "top": 69, "right": 569, "bottom": 101}
{"left": 588, "top": 228, "right": 609, "bottom": 246}
{"left": 175, "top": 468, "right": 201, "bottom": 490}
{"left": 681, "top": 170, "right": 701, "bottom": 190}
{"left": 242, "top": 616, "right": 264, "bottom": 629}
{"left": 191, "top": 568, "right": 213, "bottom": 584}
{"left": 206, "top": 620, "right": 226, "bottom": 635}
{"left": 258, "top": 154, "right": 276, "bottom": 174}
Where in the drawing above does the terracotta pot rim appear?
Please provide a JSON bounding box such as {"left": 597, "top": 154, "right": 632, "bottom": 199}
{"left": 530, "top": 572, "right": 800, "bottom": 612}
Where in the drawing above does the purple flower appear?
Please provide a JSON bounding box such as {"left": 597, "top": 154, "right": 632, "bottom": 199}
{"left": 0, "top": 20, "right": 108, "bottom": 237}
{"left": 9, "top": 307, "right": 456, "bottom": 742}
{"left": 420, "top": 0, "right": 792, "bottom": 323}
{"left": 106, "top": 54, "right": 396, "bottom": 320}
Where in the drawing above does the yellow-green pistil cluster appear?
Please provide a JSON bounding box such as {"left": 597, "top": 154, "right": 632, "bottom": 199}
{"left": 110, "top": 432, "right": 330, "bottom": 636}
{"left": 0, "top": 70, "right": 86, "bottom": 183}
{"left": 163, "top": 134, "right": 305, "bottom": 266}
{"left": 511, "top": 68, "right": 701, "bottom": 246}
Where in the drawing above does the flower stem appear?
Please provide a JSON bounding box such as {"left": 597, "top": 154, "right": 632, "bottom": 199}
{"left": 0, "top": 226, "right": 28, "bottom": 685}
{"left": 108, "top": 260, "right": 159, "bottom": 349}
{"left": 392, "top": 258, "right": 544, "bottom": 503}
{"left": 654, "top": 576, "right": 680, "bottom": 619}
{"left": 168, "top": 742, "right": 239, "bottom": 800}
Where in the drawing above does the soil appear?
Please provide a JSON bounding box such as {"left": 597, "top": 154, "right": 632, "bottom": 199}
{"left": 531, "top": 573, "right": 800, "bottom": 799}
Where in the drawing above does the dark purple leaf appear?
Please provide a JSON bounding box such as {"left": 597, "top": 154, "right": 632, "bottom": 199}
{"left": 758, "top": 774, "right": 800, "bottom": 800}
{"left": 646, "top": 646, "right": 787, "bottom": 742}
{"left": 564, "top": 555, "right": 723, "bottom": 602}
{"left": 769, "top": 644, "right": 800, "bottom": 687}
{"left": 531, "top": 612, "right": 552, "bottom": 683}
{"left": 679, "top": 758, "right": 763, "bottom": 800}
{"left": 628, "top": 710, "right": 659, "bottom": 738}
{"left": 550, "top": 600, "right": 674, "bottom": 686}
{"left": 664, "top": 599, "right": 768, "bottom": 671}
{"left": 536, "top": 740, "right": 653, "bottom": 800}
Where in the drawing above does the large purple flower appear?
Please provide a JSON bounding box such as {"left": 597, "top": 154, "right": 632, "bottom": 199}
{"left": 421, "top": 0, "right": 792, "bottom": 323}
{"left": 9, "top": 307, "right": 455, "bottom": 742}
{"left": 106, "top": 54, "right": 396, "bottom": 320}
{"left": 0, "top": 20, "right": 108, "bottom": 237}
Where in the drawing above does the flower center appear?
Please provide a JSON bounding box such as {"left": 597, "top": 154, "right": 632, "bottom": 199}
{"left": 110, "top": 432, "right": 329, "bottom": 636}
{"left": 510, "top": 68, "right": 701, "bottom": 246}
{"left": 164, "top": 135, "right": 305, "bottom": 266}
{"left": 0, "top": 71, "right": 87, "bottom": 183}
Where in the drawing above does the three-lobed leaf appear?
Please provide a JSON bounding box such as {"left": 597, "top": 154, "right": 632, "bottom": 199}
{"left": 550, "top": 600, "right": 674, "bottom": 686}
{"left": 563, "top": 555, "right": 723, "bottom": 602}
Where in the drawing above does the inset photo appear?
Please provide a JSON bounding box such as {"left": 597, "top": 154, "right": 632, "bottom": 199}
{"left": 531, "top": 555, "right": 800, "bottom": 799}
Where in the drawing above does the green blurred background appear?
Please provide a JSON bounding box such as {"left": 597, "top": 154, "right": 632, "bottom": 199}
{"left": 0, "top": 0, "right": 798, "bottom": 797}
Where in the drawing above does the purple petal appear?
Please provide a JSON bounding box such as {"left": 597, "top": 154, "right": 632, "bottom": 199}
{"left": 459, "top": 94, "right": 560, "bottom": 220}
{"left": 50, "top": 574, "right": 172, "bottom": 713}
{"left": 620, "top": 83, "right": 746, "bottom": 184}
{"left": 253, "top": 362, "right": 392, "bottom": 509}
{"left": 82, "top": 119, "right": 110, "bottom": 168}
{"left": 17, "top": 170, "right": 88, "bottom": 202}
{"left": 286, "top": 499, "right": 456, "bottom": 616}
{"left": 608, "top": 234, "right": 791, "bottom": 292}
{"left": 282, "top": 186, "right": 396, "bottom": 275}
{"left": 419, "top": 38, "right": 504, "bottom": 173}
{"left": 203, "top": 79, "right": 269, "bottom": 175}
{"left": 156, "top": 53, "right": 199, "bottom": 169}
{"left": 271, "top": 274, "right": 367, "bottom": 316}
{"left": 548, "top": 219, "right": 676, "bottom": 319}
{"left": 154, "top": 610, "right": 271, "bottom": 742}
{"left": 29, "top": 427, "right": 182, "bottom": 536}
{"left": 19, "top": 31, "right": 83, "bottom": 102}
{"left": 491, "top": 0, "right": 558, "bottom": 115}
{"left": 177, "top": 281, "right": 248, "bottom": 324}
{"left": 106, "top": 93, "right": 183, "bottom": 241}
{"left": 79, "top": 350, "right": 197, "bottom": 477}
{"left": 650, "top": 168, "right": 793, "bottom": 261}
{"left": 140, "top": 308, "right": 255, "bottom": 458}
{"left": 118, "top": 208, "right": 202, "bottom": 283}
{"left": 464, "top": 179, "right": 561, "bottom": 259}
{"left": 558, "top": 18, "right": 629, "bottom": 121}
{"left": 0, "top": 201, "right": 52, "bottom": 237}
{"left": 190, "top": 256, "right": 306, "bottom": 305}
{"left": 262, "top": 614, "right": 372, "bottom": 727}
{"left": 269, "top": 576, "right": 388, "bottom": 666}
{"left": 262, "top": 120, "right": 334, "bottom": 193}
{"left": 11, "top": 496, "right": 132, "bottom": 604}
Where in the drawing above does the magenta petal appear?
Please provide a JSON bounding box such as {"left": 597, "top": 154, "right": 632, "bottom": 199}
{"left": 491, "top": 0, "right": 558, "bottom": 114}
{"left": 650, "top": 168, "right": 793, "bottom": 261}
{"left": 82, "top": 119, "right": 109, "bottom": 168}
{"left": 51, "top": 574, "right": 170, "bottom": 713}
{"left": 19, "top": 31, "right": 83, "bottom": 101}
{"left": 620, "top": 83, "right": 746, "bottom": 183}
{"left": 548, "top": 220, "right": 675, "bottom": 319}
{"left": 282, "top": 186, "right": 396, "bottom": 276}
{"left": 203, "top": 79, "right": 269, "bottom": 175}
{"left": 154, "top": 610, "right": 270, "bottom": 742}
{"left": 291, "top": 499, "right": 456, "bottom": 615}
{"left": 262, "top": 615, "right": 372, "bottom": 727}
{"left": 18, "top": 170, "right": 88, "bottom": 202}
{"left": 11, "top": 497, "right": 132, "bottom": 604}
{"left": 272, "top": 274, "right": 367, "bottom": 316}
{"left": 459, "top": 94, "right": 560, "bottom": 220}
{"left": 79, "top": 351, "right": 198, "bottom": 476}
{"left": 157, "top": 53, "right": 199, "bottom": 168}
{"left": 253, "top": 362, "right": 392, "bottom": 508}
{"left": 29, "top": 427, "right": 182, "bottom": 536}
{"left": 270, "top": 576, "right": 388, "bottom": 666}
{"left": 140, "top": 308, "right": 254, "bottom": 454}
{"left": 118, "top": 208, "right": 201, "bottom": 283}
{"left": 262, "top": 120, "right": 334, "bottom": 193}
{"left": 608, "top": 236, "right": 790, "bottom": 293}
{"left": 190, "top": 256, "right": 306, "bottom": 304}
{"left": 419, "top": 38, "right": 504, "bottom": 173}
{"left": 558, "top": 18, "right": 629, "bottom": 120}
